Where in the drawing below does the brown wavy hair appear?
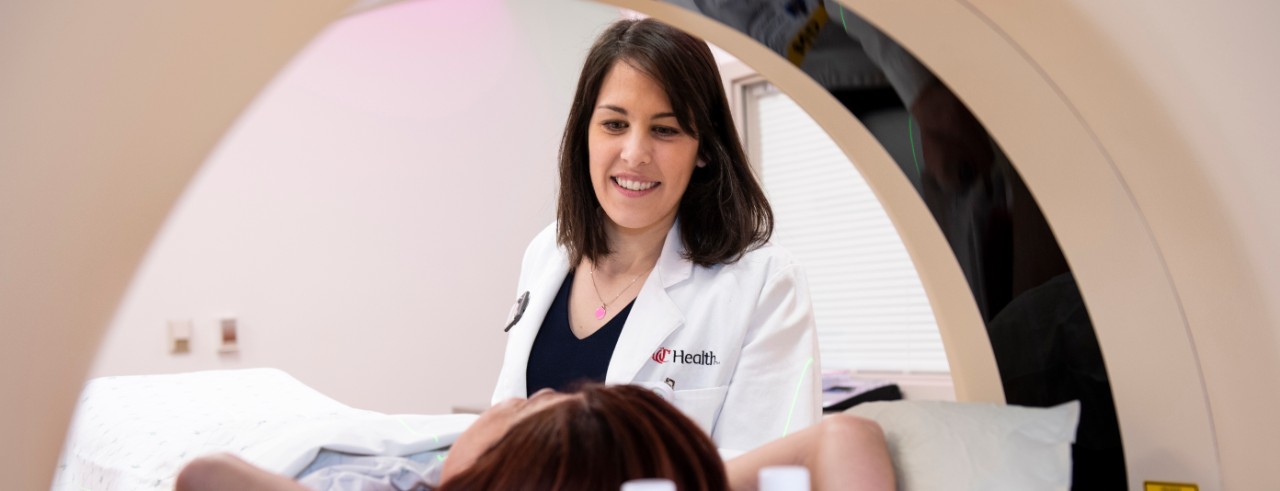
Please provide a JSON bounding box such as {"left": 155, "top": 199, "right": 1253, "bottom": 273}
{"left": 437, "top": 384, "right": 728, "bottom": 491}
{"left": 557, "top": 18, "right": 773, "bottom": 267}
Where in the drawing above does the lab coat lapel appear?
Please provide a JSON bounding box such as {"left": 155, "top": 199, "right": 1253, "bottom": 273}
{"left": 503, "top": 248, "right": 570, "bottom": 396}
{"left": 606, "top": 224, "right": 694, "bottom": 384}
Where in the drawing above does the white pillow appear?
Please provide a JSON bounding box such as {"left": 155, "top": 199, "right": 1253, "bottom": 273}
{"left": 845, "top": 400, "right": 1080, "bottom": 491}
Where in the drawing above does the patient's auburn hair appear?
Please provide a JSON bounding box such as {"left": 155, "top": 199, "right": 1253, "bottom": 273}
{"left": 437, "top": 384, "right": 727, "bottom": 491}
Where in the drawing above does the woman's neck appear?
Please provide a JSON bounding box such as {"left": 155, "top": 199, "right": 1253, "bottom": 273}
{"left": 594, "top": 219, "right": 672, "bottom": 276}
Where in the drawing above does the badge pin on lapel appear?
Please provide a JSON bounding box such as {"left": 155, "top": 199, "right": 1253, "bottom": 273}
{"left": 504, "top": 291, "right": 530, "bottom": 332}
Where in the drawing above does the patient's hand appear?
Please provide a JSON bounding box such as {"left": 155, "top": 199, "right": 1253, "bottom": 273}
{"left": 725, "top": 414, "right": 895, "bottom": 491}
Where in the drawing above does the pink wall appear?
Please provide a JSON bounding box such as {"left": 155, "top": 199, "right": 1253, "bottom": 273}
{"left": 90, "top": 0, "right": 621, "bottom": 414}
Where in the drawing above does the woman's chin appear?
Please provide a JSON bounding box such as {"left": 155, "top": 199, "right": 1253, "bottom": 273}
{"left": 604, "top": 214, "right": 676, "bottom": 234}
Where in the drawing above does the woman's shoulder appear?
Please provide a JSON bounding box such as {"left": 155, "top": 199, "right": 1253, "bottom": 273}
{"left": 703, "top": 240, "right": 803, "bottom": 277}
{"left": 527, "top": 222, "right": 559, "bottom": 249}
{"left": 519, "top": 223, "right": 563, "bottom": 266}
{"left": 739, "top": 240, "right": 802, "bottom": 268}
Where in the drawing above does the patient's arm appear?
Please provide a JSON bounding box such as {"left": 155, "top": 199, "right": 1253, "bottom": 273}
{"left": 725, "top": 413, "right": 895, "bottom": 491}
{"left": 175, "top": 453, "right": 308, "bottom": 491}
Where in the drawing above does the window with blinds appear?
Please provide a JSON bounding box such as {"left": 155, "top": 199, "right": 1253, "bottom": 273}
{"left": 750, "top": 83, "right": 950, "bottom": 374}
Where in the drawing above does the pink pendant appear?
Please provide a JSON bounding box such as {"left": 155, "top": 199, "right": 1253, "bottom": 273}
{"left": 595, "top": 306, "right": 606, "bottom": 320}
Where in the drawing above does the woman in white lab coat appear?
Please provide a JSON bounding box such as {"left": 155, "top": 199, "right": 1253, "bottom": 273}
{"left": 492, "top": 18, "right": 821, "bottom": 453}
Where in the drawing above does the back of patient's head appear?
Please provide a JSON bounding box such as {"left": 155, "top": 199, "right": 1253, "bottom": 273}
{"left": 437, "top": 384, "right": 727, "bottom": 491}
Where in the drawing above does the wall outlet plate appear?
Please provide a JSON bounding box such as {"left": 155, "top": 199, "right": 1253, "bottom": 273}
{"left": 218, "top": 317, "right": 238, "bottom": 354}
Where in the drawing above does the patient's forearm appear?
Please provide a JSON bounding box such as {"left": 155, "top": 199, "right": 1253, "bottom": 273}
{"left": 175, "top": 453, "right": 309, "bottom": 491}
{"left": 725, "top": 414, "right": 895, "bottom": 491}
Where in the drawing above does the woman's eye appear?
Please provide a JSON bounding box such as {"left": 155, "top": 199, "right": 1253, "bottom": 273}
{"left": 653, "top": 126, "right": 681, "bottom": 137}
{"left": 602, "top": 121, "right": 627, "bottom": 132}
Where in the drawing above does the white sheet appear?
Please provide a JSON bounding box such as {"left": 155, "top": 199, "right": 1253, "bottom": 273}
{"left": 52, "top": 368, "right": 476, "bottom": 491}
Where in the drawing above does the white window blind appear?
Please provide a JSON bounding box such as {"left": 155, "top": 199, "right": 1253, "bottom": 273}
{"left": 752, "top": 84, "right": 949, "bottom": 373}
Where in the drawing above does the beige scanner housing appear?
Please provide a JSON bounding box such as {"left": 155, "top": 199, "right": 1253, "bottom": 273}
{"left": 2, "top": 0, "right": 1277, "bottom": 489}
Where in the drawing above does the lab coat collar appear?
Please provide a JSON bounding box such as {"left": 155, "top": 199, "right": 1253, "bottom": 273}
{"left": 606, "top": 221, "right": 691, "bottom": 384}
{"left": 654, "top": 220, "right": 694, "bottom": 289}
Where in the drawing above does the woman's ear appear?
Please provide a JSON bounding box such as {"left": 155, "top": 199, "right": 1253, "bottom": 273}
{"left": 696, "top": 159, "right": 707, "bottom": 168}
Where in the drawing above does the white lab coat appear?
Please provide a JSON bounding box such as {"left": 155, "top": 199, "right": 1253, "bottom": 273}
{"left": 492, "top": 223, "right": 821, "bottom": 452}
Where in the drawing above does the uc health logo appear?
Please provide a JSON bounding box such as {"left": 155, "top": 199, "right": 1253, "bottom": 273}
{"left": 651, "top": 347, "right": 720, "bottom": 366}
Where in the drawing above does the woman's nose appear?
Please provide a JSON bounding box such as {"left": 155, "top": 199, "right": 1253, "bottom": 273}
{"left": 620, "top": 132, "right": 653, "bottom": 166}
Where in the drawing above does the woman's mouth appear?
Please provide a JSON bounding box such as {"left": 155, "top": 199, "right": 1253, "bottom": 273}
{"left": 613, "top": 176, "right": 659, "bottom": 194}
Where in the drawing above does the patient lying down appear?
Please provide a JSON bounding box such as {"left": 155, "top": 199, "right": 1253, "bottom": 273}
{"left": 175, "top": 384, "right": 894, "bottom": 491}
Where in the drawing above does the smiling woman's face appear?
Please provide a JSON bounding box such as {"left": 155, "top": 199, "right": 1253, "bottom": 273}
{"left": 588, "top": 59, "right": 700, "bottom": 238}
{"left": 439, "top": 390, "right": 580, "bottom": 482}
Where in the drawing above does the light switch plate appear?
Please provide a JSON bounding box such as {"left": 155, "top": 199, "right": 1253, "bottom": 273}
{"left": 168, "top": 319, "right": 192, "bottom": 354}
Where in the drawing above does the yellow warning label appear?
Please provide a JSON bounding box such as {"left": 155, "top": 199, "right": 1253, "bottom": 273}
{"left": 784, "top": 4, "right": 829, "bottom": 67}
{"left": 1144, "top": 482, "right": 1198, "bottom": 491}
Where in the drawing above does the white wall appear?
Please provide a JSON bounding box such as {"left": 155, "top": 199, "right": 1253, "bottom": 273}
{"left": 90, "top": 0, "right": 621, "bottom": 414}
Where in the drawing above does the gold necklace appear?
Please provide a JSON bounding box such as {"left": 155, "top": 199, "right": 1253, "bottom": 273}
{"left": 588, "top": 266, "right": 647, "bottom": 320}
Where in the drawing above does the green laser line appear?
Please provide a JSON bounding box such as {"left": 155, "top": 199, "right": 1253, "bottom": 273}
{"left": 396, "top": 416, "right": 443, "bottom": 445}
{"left": 782, "top": 357, "right": 815, "bottom": 437}
{"left": 908, "top": 115, "right": 922, "bottom": 179}
{"left": 436, "top": 453, "right": 447, "bottom": 462}
{"left": 839, "top": 5, "right": 848, "bottom": 31}
{"left": 395, "top": 417, "right": 419, "bottom": 435}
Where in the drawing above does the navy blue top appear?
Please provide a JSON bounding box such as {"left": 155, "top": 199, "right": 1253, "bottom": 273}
{"left": 526, "top": 272, "right": 633, "bottom": 396}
